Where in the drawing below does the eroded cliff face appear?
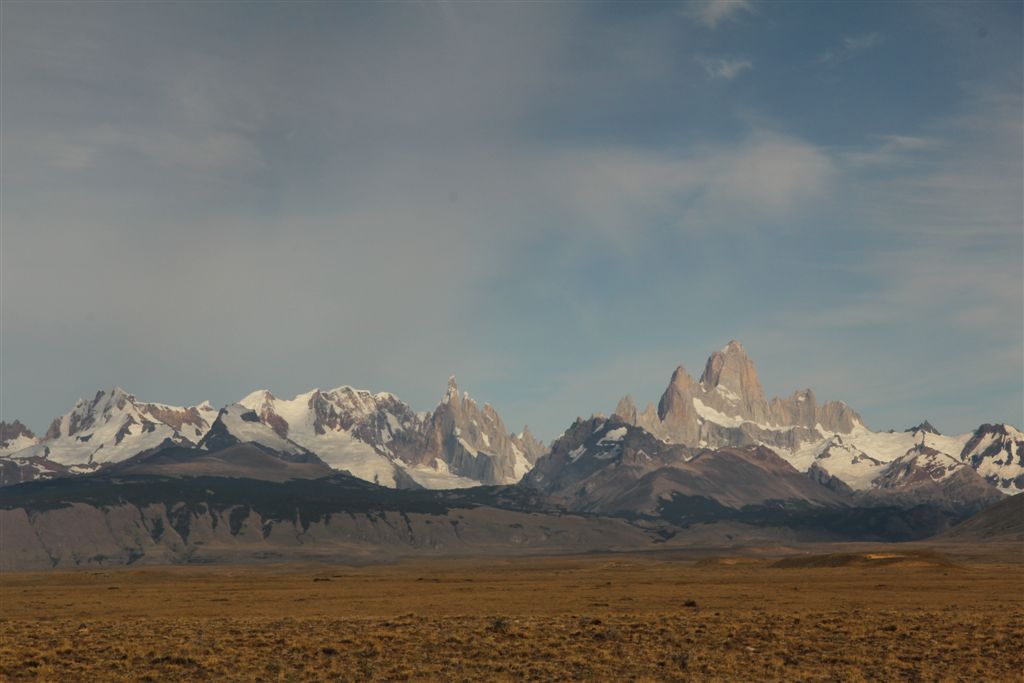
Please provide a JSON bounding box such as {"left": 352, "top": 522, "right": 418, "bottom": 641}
{"left": 0, "top": 499, "right": 650, "bottom": 572}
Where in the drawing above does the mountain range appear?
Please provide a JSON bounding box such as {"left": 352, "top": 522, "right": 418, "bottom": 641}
{"left": 1, "top": 341, "right": 1020, "bottom": 569}
{"left": 611, "top": 341, "right": 1022, "bottom": 496}
{"left": 3, "top": 341, "right": 1019, "bottom": 496}
{"left": 0, "top": 377, "right": 544, "bottom": 490}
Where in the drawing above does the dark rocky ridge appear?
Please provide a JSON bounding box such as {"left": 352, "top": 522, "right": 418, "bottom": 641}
{"left": 936, "top": 493, "right": 1024, "bottom": 543}
{"left": 0, "top": 420, "right": 36, "bottom": 447}
{"left": 906, "top": 420, "right": 940, "bottom": 435}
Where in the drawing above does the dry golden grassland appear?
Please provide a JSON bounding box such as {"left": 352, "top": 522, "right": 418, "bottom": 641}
{"left": 2, "top": 546, "right": 1022, "bottom": 681}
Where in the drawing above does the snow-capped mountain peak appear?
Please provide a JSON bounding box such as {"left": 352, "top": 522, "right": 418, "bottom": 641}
{"left": 9, "top": 387, "right": 217, "bottom": 467}
{"left": 199, "top": 404, "right": 310, "bottom": 456}
{"left": 198, "top": 378, "right": 545, "bottom": 489}
{"left": 961, "top": 424, "right": 1024, "bottom": 493}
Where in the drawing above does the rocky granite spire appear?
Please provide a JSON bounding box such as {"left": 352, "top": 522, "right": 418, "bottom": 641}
{"left": 656, "top": 366, "right": 701, "bottom": 443}
{"left": 696, "top": 341, "right": 769, "bottom": 424}
{"left": 423, "top": 376, "right": 534, "bottom": 484}
{"left": 768, "top": 389, "right": 818, "bottom": 430}
{"left": 613, "top": 395, "right": 638, "bottom": 424}
{"left": 699, "top": 341, "right": 764, "bottom": 399}
{"left": 511, "top": 426, "right": 547, "bottom": 466}
{"left": 817, "top": 401, "right": 862, "bottom": 433}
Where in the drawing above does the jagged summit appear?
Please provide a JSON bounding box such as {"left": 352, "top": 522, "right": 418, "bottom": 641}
{"left": 9, "top": 387, "right": 217, "bottom": 468}
{"left": 0, "top": 420, "right": 35, "bottom": 442}
{"left": 720, "top": 339, "right": 745, "bottom": 354}
{"left": 614, "top": 395, "right": 638, "bottom": 423}
{"left": 0, "top": 420, "right": 38, "bottom": 455}
{"left": 443, "top": 375, "right": 460, "bottom": 404}
{"left": 700, "top": 340, "right": 763, "bottom": 396}
{"left": 614, "top": 340, "right": 865, "bottom": 466}
{"left": 240, "top": 388, "right": 276, "bottom": 406}
{"left": 906, "top": 420, "right": 940, "bottom": 435}
{"left": 697, "top": 340, "right": 768, "bottom": 424}
{"left": 670, "top": 365, "right": 695, "bottom": 385}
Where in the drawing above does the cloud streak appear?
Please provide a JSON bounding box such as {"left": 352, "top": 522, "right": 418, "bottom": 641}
{"left": 688, "top": 0, "right": 755, "bottom": 29}
{"left": 535, "top": 132, "right": 835, "bottom": 243}
{"left": 698, "top": 56, "right": 753, "bottom": 80}
{"left": 818, "top": 32, "right": 882, "bottom": 64}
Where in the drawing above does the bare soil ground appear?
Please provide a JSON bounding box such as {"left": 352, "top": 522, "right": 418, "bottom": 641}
{"left": 1, "top": 544, "right": 1022, "bottom": 682}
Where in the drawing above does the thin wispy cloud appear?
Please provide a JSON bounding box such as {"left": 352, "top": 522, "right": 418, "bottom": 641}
{"left": 818, "top": 32, "right": 882, "bottom": 63}
{"left": 687, "top": 0, "right": 754, "bottom": 29}
{"left": 538, "top": 131, "right": 834, "bottom": 243}
{"left": 841, "top": 134, "right": 942, "bottom": 166}
{"left": 698, "top": 56, "right": 753, "bottom": 80}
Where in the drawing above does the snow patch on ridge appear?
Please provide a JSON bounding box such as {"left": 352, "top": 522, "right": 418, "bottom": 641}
{"left": 692, "top": 398, "right": 744, "bottom": 428}
{"left": 403, "top": 461, "right": 480, "bottom": 489}
{"left": 600, "top": 427, "right": 628, "bottom": 443}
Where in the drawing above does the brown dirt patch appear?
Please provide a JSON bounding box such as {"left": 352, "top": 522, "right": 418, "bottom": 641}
{"left": 770, "top": 549, "right": 959, "bottom": 569}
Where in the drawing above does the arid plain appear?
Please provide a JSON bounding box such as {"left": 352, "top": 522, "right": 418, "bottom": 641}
{"left": 2, "top": 544, "right": 1021, "bottom": 682}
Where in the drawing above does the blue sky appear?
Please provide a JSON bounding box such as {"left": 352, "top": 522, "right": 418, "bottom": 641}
{"left": 2, "top": 0, "right": 1021, "bottom": 438}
